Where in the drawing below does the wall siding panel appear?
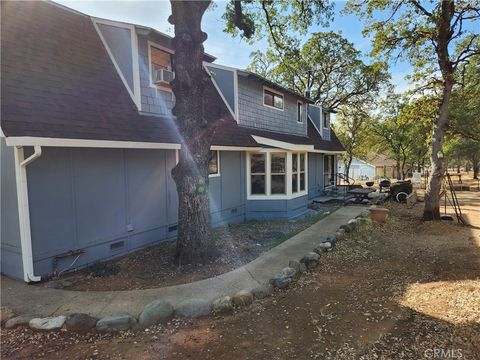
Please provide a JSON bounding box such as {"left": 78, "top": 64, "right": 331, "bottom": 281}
{"left": 237, "top": 77, "right": 306, "bottom": 136}
{"left": 0, "top": 138, "right": 24, "bottom": 279}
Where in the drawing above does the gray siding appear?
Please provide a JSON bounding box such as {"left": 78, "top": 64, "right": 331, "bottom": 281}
{"left": 97, "top": 23, "right": 134, "bottom": 92}
{"left": 246, "top": 195, "right": 308, "bottom": 221}
{"left": 3, "top": 146, "right": 313, "bottom": 279}
{"left": 27, "top": 147, "right": 178, "bottom": 277}
{"left": 205, "top": 65, "right": 236, "bottom": 113}
{"left": 308, "top": 153, "right": 324, "bottom": 199}
{"left": 23, "top": 148, "right": 249, "bottom": 277}
{"left": 237, "top": 76, "right": 307, "bottom": 136}
{"left": 209, "top": 151, "right": 246, "bottom": 226}
{"left": 308, "top": 104, "right": 321, "bottom": 131}
{"left": 137, "top": 34, "right": 175, "bottom": 115}
{"left": 0, "top": 138, "right": 24, "bottom": 279}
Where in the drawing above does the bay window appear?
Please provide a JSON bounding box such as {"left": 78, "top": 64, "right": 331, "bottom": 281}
{"left": 271, "top": 153, "right": 286, "bottom": 194}
{"left": 248, "top": 151, "right": 307, "bottom": 199}
{"left": 250, "top": 153, "right": 266, "bottom": 194}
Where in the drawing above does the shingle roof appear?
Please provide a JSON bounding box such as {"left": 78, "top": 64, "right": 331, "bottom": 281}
{"left": 1, "top": 0, "right": 181, "bottom": 144}
{"left": 0, "top": 0, "right": 344, "bottom": 153}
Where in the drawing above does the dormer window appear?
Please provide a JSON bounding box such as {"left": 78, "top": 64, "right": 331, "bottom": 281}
{"left": 149, "top": 44, "right": 174, "bottom": 87}
{"left": 263, "top": 87, "right": 284, "bottom": 110}
{"left": 297, "top": 101, "right": 303, "bottom": 123}
{"left": 323, "top": 111, "right": 329, "bottom": 128}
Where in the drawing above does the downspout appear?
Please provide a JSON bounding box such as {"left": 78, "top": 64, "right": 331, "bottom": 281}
{"left": 13, "top": 145, "right": 42, "bottom": 282}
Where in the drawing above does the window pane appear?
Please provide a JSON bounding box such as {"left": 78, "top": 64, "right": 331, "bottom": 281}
{"left": 251, "top": 175, "right": 265, "bottom": 194}
{"left": 300, "top": 153, "right": 305, "bottom": 171}
{"left": 264, "top": 91, "right": 274, "bottom": 107}
{"left": 300, "top": 173, "right": 305, "bottom": 191}
{"left": 297, "top": 103, "right": 302, "bottom": 122}
{"left": 208, "top": 150, "right": 218, "bottom": 175}
{"left": 271, "top": 153, "right": 286, "bottom": 173}
{"left": 292, "top": 173, "right": 298, "bottom": 193}
{"left": 292, "top": 154, "right": 298, "bottom": 172}
{"left": 151, "top": 47, "right": 171, "bottom": 70}
{"left": 250, "top": 153, "right": 265, "bottom": 173}
{"left": 274, "top": 95, "right": 284, "bottom": 109}
{"left": 271, "top": 175, "right": 286, "bottom": 194}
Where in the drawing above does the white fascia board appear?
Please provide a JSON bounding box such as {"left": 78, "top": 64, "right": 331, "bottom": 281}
{"left": 210, "top": 145, "right": 263, "bottom": 151}
{"left": 252, "top": 135, "right": 314, "bottom": 151}
{"left": 309, "top": 149, "right": 346, "bottom": 155}
{"left": 5, "top": 137, "right": 181, "bottom": 149}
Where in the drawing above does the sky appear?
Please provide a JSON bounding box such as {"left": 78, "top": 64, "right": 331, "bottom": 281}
{"left": 55, "top": 0, "right": 414, "bottom": 93}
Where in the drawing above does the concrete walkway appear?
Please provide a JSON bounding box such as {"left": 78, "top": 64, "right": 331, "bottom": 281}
{"left": 1, "top": 206, "right": 365, "bottom": 318}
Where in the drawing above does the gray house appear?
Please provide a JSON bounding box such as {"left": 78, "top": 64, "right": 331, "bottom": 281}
{"left": 0, "top": 1, "right": 344, "bottom": 282}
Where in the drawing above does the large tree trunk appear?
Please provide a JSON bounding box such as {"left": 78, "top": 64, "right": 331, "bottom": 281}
{"left": 169, "top": 1, "right": 217, "bottom": 265}
{"left": 423, "top": 0, "right": 454, "bottom": 221}
{"left": 423, "top": 88, "right": 450, "bottom": 220}
{"left": 345, "top": 155, "right": 353, "bottom": 183}
{"left": 473, "top": 154, "right": 479, "bottom": 180}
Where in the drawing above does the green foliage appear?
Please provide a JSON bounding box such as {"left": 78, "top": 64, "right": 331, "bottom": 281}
{"left": 345, "top": 1, "right": 480, "bottom": 91}
{"left": 334, "top": 106, "right": 372, "bottom": 172}
{"left": 223, "top": 0, "right": 334, "bottom": 47}
{"left": 247, "top": 31, "right": 390, "bottom": 109}
{"left": 449, "top": 55, "right": 480, "bottom": 140}
{"left": 368, "top": 93, "right": 435, "bottom": 177}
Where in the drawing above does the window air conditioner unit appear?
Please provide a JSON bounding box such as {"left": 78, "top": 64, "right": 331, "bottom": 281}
{"left": 154, "top": 69, "right": 175, "bottom": 85}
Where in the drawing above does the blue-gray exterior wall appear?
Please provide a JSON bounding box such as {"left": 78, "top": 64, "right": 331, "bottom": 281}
{"left": 205, "top": 65, "right": 236, "bottom": 113}
{"left": 22, "top": 148, "right": 248, "bottom": 278}
{"left": 308, "top": 152, "right": 325, "bottom": 199}
{"left": 209, "top": 151, "right": 246, "bottom": 227}
{"left": 97, "top": 23, "right": 134, "bottom": 92}
{"left": 137, "top": 33, "right": 175, "bottom": 115}
{"left": 2, "top": 146, "right": 316, "bottom": 279}
{"left": 246, "top": 195, "right": 308, "bottom": 221}
{"left": 237, "top": 76, "right": 307, "bottom": 136}
{"left": 0, "top": 137, "right": 24, "bottom": 280}
{"left": 308, "top": 105, "right": 321, "bottom": 131}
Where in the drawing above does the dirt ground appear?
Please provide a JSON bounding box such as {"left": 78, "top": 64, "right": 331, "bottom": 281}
{"left": 2, "top": 191, "right": 479, "bottom": 360}
{"left": 38, "top": 205, "right": 337, "bottom": 291}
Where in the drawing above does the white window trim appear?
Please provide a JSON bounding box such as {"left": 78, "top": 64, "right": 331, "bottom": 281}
{"left": 263, "top": 86, "right": 284, "bottom": 111}
{"left": 297, "top": 101, "right": 304, "bottom": 123}
{"left": 247, "top": 149, "right": 308, "bottom": 200}
{"left": 208, "top": 150, "right": 221, "bottom": 178}
{"left": 148, "top": 41, "right": 174, "bottom": 92}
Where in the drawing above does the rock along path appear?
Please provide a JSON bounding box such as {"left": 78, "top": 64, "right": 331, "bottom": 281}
{"left": 1, "top": 206, "right": 365, "bottom": 319}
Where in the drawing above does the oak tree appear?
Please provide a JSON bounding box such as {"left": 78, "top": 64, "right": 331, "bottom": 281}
{"left": 346, "top": 0, "right": 480, "bottom": 220}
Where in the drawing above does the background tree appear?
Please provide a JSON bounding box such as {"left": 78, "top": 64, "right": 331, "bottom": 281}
{"left": 369, "top": 94, "right": 434, "bottom": 180}
{"left": 346, "top": 0, "right": 480, "bottom": 220}
{"left": 449, "top": 56, "right": 480, "bottom": 141}
{"left": 334, "top": 107, "right": 371, "bottom": 179}
{"left": 168, "top": 0, "right": 334, "bottom": 264}
{"left": 444, "top": 136, "right": 480, "bottom": 179}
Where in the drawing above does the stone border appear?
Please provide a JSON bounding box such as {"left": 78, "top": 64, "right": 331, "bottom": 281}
{"left": 2, "top": 209, "right": 373, "bottom": 333}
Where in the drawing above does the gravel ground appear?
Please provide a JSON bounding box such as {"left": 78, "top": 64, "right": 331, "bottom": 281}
{"left": 2, "top": 195, "right": 479, "bottom": 360}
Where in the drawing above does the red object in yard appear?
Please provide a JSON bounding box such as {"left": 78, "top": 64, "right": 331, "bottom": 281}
{"left": 370, "top": 208, "right": 390, "bottom": 222}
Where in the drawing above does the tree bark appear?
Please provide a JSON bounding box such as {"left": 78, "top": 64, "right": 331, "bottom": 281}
{"left": 472, "top": 154, "right": 479, "bottom": 180}
{"left": 345, "top": 155, "right": 353, "bottom": 183}
{"left": 169, "top": 1, "right": 218, "bottom": 265}
{"left": 423, "top": 0, "right": 455, "bottom": 221}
